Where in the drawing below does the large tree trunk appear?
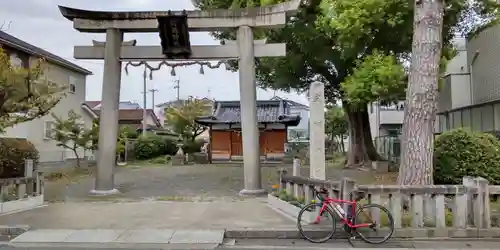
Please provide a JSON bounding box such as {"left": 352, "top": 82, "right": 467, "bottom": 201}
{"left": 398, "top": 0, "right": 443, "bottom": 185}
{"left": 345, "top": 103, "right": 383, "bottom": 168}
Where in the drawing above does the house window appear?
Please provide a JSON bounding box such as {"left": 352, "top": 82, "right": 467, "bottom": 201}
{"left": 43, "top": 121, "right": 55, "bottom": 139}
{"left": 69, "top": 76, "right": 78, "bottom": 94}
{"left": 69, "top": 83, "right": 76, "bottom": 93}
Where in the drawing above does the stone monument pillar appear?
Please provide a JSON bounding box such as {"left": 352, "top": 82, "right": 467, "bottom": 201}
{"left": 237, "top": 25, "right": 265, "bottom": 196}
{"left": 309, "top": 81, "right": 326, "bottom": 180}
{"left": 91, "top": 28, "right": 123, "bottom": 195}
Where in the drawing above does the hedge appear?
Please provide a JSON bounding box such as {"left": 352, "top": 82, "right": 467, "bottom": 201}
{"left": 0, "top": 138, "right": 39, "bottom": 178}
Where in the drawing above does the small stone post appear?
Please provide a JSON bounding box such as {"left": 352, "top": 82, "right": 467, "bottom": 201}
{"left": 341, "top": 178, "right": 356, "bottom": 218}
{"left": 24, "top": 159, "right": 34, "bottom": 178}
{"left": 309, "top": 81, "right": 326, "bottom": 180}
{"left": 292, "top": 156, "right": 301, "bottom": 197}
{"left": 462, "top": 176, "right": 476, "bottom": 225}
{"left": 474, "top": 177, "right": 491, "bottom": 229}
{"left": 292, "top": 156, "right": 300, "bottom": 176}
{"left": 277, "top": 168, "right": 288, "bottom": 193}
{"left": 172, "top": 143, "right": 186, "bottom": 165}
{"left": 24, "top": 159, "right": 35, "bottom": 196}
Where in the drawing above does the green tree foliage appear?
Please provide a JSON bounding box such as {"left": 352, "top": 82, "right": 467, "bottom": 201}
{"left": 193, "top": 0, "right": 499, "bottom": 168}
{"left": 166, "top": 98, "right": 211, "bottom": 141}
{"left": 341, "top": 51, "right": 406, "bottom": 107}
{"left": 325, "top": 104, "right": 347, "bottom": 152}
{"left": 0, "top": 48, "right": 65, "bottom": 133}
{"left": 134, "top": 134, "right": 178, "bottom": 160}
{"left": 434, "top": 129, "right": 500, "bottom": 185}
{"left": 51, "top": 110, "right": 98, "bottom": 168}
{"left": 0, "top": 138, "right": 39, "bottom": 178}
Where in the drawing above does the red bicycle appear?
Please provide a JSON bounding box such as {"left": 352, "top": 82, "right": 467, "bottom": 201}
{"left": 297, "top": 187, "right": 394, "bottom": 244}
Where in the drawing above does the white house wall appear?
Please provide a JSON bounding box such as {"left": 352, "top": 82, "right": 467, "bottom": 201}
{"left": 2, "top": 122, "right": 29, "bottom": 139}
{"left": 6, "top": 60, "right": 92, "bottom": 162}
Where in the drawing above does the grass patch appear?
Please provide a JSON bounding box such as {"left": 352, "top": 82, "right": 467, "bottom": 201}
{"left": 326, "top": 155, "right": 346, "bottom": 169}
{"left": 44, "top": 166, "right": 94, "bottom": 183}
{"left": 155, "top": 196, "right": 192, "bottom": 202}
{"left": 82, "top": 193, "right": 128, "bottom": 202}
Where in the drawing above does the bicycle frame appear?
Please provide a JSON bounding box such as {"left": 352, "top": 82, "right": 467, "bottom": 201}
{"left": 317, "top": 197, "right": 373, "bottom": 228}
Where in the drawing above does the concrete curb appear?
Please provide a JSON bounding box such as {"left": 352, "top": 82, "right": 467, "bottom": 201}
{"left": 9, "top": 242, "right": 220, "bottom": 249}
{"left": 224, "top": 227, "right": 500, "bottom": 240}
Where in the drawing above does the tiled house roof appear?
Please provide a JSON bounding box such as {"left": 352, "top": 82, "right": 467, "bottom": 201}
{"left": 270, "top": 96, "right": 309, "bottom": 109}
{"left": 0, "top": 30, "right": 92, "bottom": 75}
{"left": 195, "top": 100, "right": 301, "bottom": 126}
{"left": 84, "top": 101, "right": 101, "bottom": 109}
{"left": 85, "top": 101, "right": 162, "bottom": 127}
{"left": 84, "top": 101, "right": 142, "bottom": 110}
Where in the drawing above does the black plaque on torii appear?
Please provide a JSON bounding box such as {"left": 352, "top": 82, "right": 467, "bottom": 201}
{"left": 157, "top": 10, "right": 192, "bottom": 59}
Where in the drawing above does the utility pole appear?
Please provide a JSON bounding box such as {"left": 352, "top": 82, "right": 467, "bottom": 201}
{"left": 173, "top": 78, "right": 180, "bottom": 101}
{"left": 148, "top": 89, "right": 159, "bottom": 109}
{"left": 142, "top": 66, "right": 148, "bottom": 136}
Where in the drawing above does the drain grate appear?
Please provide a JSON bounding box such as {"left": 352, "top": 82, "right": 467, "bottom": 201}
{"left": 0, "top": 225, "right": 30, "bottom": 242}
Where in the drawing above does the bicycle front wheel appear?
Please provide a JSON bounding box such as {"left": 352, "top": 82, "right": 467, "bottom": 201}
{"left": 354, "top": 203, "right": 394, "bottom": 244}
{"left": 297, "top": 202, "right": 337, "bottom": 243}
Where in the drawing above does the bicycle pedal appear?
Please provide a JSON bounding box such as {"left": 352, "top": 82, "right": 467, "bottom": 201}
{"left": 349, "top": 236, "right": 356, "bottom": 240}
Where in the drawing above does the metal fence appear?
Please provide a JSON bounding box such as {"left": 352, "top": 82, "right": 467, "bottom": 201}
{"left": 374, "top": 135, "right": 401, "bottom": 164}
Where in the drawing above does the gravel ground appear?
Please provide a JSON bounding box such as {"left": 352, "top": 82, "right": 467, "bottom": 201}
{"left": 43, "top": 162, "right": 382, "bottom": 202}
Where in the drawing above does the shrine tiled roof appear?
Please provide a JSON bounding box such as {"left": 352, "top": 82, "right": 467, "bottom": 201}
{"left": 195, "top": 100, "right": 301, "bottom": 126}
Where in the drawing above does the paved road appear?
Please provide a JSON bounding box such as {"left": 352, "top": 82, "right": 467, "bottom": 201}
{"left": 3, "top": 239, "right": 500, "bottom": 250}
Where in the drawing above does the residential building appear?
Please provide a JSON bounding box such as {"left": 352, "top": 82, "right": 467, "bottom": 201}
{"left": 195, "top": 100, "right": 301, "bottom": 161}
{"left": 367, "top": 101, "right": 405, "bottom": 163}
{"left": 156, "top": 98, "right": 214, "bottom": 126}
{"left": 270, "top": 96, "right": 309, "bottom": 142}
{"left": 85, "top": 101, "right": 162, "bottom": 131}
{"left": 0, "top": 30, "right": 95, "bottom": 163}
{"left": 156, "top": 97, "right": 214, "bottom": 140}
{"left": 437, "top": 31, "right": 500, "bottom": 134}
{"left": 368, "top": 101, "right": 405, "bottom": 139}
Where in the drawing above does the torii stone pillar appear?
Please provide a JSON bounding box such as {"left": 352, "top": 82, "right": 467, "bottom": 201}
{"left": 92, "top": 29, "right": 123, "bottom": 195}
{"left": 237, "top": 25, "right": 264, "bottom": 195}
{"left": 57, "top": 1, "right": 301, "bottom": 195}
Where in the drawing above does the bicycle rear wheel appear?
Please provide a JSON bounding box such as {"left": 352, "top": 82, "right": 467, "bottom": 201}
{"left": 354, "top": 204, "right": 394, "bottom": 244}
{"left": 297, "top": 202, "right": 337, "bottom": 243}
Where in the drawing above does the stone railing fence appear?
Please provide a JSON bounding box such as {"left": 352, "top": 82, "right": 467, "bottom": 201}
{"left": 0, "top": 159, "right": 44, "bottom": 213}
{"left": 278, "top": 169, "right": 500, "bottom": 237}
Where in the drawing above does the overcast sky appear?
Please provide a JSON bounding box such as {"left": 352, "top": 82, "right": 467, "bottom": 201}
{"left": 0, "top": 0, "right": 308, "bottom": 108}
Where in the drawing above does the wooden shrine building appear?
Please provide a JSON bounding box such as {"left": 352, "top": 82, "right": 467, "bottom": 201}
{"left": 195, "top": 100, "right": 301, "bottom": 161}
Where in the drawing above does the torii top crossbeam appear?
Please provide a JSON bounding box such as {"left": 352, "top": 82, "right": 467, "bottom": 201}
{"left": 57, "top": 0, "right": 302, "bottom": 33}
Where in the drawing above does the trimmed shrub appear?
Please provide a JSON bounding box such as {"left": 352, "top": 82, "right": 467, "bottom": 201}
{"left": 0, "top": 138, "right": 39, "bottom": 178}
{"left": 163, "top": 138, "right": 179, "bottom": 155}
{"left": 134, "top": 135, "right": 164, "bottom": 160}
{"left": 434, "top": 129, "right": 500, "bottom": 185}
{"left": 134, "top": 135, "right": 180, "bottom": 159}
{"left": 182, "top": 139, "right": 206, "bottom": 154}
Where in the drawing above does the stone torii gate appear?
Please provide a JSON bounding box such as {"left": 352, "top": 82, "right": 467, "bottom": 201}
{"left": 57, "top": 1, "right": 301, "bottom": 196}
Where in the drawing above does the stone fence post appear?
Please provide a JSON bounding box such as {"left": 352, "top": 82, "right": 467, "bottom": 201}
{"left": 341, "top": 177, "right": 356, "bottom": 218}
{"left": 462, "top": 176, "right": 491, "bottom": 228}
{"left": 292, "top": 156, "right": 301, "bottom": 197}
{"left": 24, "top": 159, "right": 34, "bottom": 178}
